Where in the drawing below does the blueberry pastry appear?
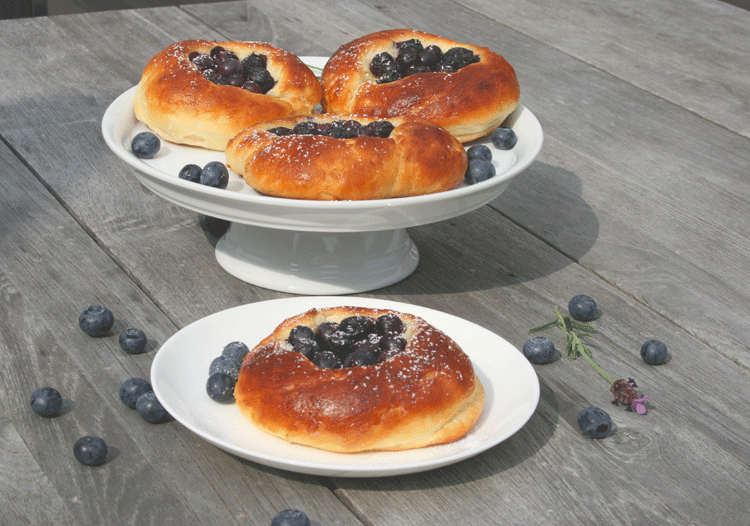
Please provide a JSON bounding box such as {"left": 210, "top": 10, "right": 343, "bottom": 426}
{"left": 234, "top": 306, "right": 485, "bottom": 453}
{"left": 321, "top": 29, "right": 519, "bottom": 143}
{"left": 133, "top": 39, "right": 322, "bottom": 151}
{"left": 225, "top": 113, "right": 467, "bottom": 200}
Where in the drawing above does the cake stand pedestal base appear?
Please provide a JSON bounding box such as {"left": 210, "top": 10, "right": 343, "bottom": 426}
{"left": 215, "top": 223, "right": 419, "bottom": 295}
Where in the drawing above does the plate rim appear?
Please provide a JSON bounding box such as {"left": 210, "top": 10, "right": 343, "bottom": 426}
{"left": 151, "top": 297, "right": 540, "bottom": 477}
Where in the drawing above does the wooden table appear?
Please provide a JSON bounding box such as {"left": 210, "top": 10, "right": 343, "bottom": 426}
{"left": 1, "top": 1, "right": 748, "bottom": 524}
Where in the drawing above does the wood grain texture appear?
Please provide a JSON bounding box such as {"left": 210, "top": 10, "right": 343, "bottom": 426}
{"left": 0, "top": 1, "right": 749, "bottom": 525}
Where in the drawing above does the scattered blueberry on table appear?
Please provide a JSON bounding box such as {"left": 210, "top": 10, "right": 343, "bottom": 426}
{"left": 199, "top": 161, "right": 229, "bottom": 189}
{"left": 640, "top": 339, "right": 668, "bottom": 365}
{"left": 178, "top": 163, "right": 203, "bottom": 183}
{"left": 271, "top": 509, "right": 311, "bottom": 526}
{"left": 567, "top": 294, "right": 598, "bottom": 322}
{"left": 73, "top": 436, "right": 108, "bottom": 466}
{"left": 119, "top": 377, "right": 152, "bottom": 410}
{"left": 136, "top": 391, "right": 169, "bottom": 423}
{"left": 206, "top": 372, "right": 236, "bottom": 403}
{"left": 119, "top": 328, "right": 148, "bottom": 355}
{"left": 522, "top": 336, "right": 556, "bottom": 364}
{"left": 577, "top": 407, "right": 613, "bottom": 438}
{"left": 464, "top": 158, "right": 496, "bottom": 184}
{"left": 78, "top": 305, "right": 115, "bottom": 337}
{"left": 30, "top": 387, "right": 63, "bottom": 418}
{"left": 490, "top": 126, "right": 517, "bottom": 150}
{"left": 130, "top": 131, "right": 160, "bottom": 159}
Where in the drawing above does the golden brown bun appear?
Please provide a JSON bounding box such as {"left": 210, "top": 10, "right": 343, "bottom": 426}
{"left": 321, "top": 29, "right": 520, "bottom": 143}
{"left": 226, "top": 113, "right": 467, "bottom": 200}
{"left": 133, "top": 39, "right": 322, "bottom": 151}
{"left": 235, "top": 306, "right": 485, "bottom": 453}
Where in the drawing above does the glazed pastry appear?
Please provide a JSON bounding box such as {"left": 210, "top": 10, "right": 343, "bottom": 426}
{"left": 133, "top": 39, "right": 322, "bottom": 151}
{"left": 235, "top": 306, "right": 485, "bottom": 453}
{"left": 225, "top": 113, "right": 467, "bottom": 200}
{"left": 321, "top": 29, "right": 519, "bottom": 143}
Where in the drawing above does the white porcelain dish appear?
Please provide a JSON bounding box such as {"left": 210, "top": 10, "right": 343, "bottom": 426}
{"left": 102, "top": 57, "right": 543, "bottom": 294}
{"left": 151, "top": 297, "right": 540, "bottom": 477}
{"left": 102, "top": 57, "right": 543, "bottom": 233}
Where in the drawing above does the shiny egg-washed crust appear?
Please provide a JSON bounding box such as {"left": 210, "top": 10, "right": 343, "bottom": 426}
{"left": 321, "top": 29, "right": 520, "bottom": 143}
{"left": 235, "top": 306, "right": 485, "bottom": 453}
{"left": 225, "top": 114, "right": 467, "bottom": 200}
{"left": 133, "top": 39, "right": 322, "bottom": 151}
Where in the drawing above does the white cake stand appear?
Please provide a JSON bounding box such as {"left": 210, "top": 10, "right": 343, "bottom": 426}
{"left": 102, "top": 58, "right": 543, "bottom": 295}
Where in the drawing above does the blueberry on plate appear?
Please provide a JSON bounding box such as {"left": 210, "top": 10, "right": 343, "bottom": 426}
{"left": 640, "top": 339, "right": 668, "bottom": 365}
{"left": 522, "top": 336, "right": 556, "bottom": 364}
{"left": 200, "top": 161, "right": 229, "bottom": 189}
{"left": 206, "top": 372, "right": 236, "bottom": 403}
{"left": 568, "top": 294, "right": 598, "bottom": 322}
{"left": 577, "top": 406, "right": 613, "bottom": 438}
{"left": 136, "top": 391, "right": 169, "bottom": 423}
{"left": 209, "top": 355, "right": 241, "bottom": 383}
{"left": 119, "top": 377, "right": 152, "bottom": 409}
{"left": 490, "top": 126, "right": 517, "bottom": 150}
{"left": 271, "top": 509, "right": 311, "bottom": 526}
{"left": 73, "top": 436, "right": 108, "bottom": 466}
{"left": 131, "top": 131, "right": 160, "bottom": 159}
{"left": 178, "top": 163, "right": 202, "bottom": 183}
{"left": 78, "top": 305, "right": 115, "bottom": 337}
{"left": 30, "top": 387, "right": 63, "bottom": 418}
{"left": 464, "top": 158, "right": 496, "bottom": 184}
{"left": 221, "top": 341, "right": 250, "bottom": 366}
{"left": 466, "top": 144, "right": 492, "bottom": 162}
{"left": 119, "top": 328, "right": 147, "bottom": 355}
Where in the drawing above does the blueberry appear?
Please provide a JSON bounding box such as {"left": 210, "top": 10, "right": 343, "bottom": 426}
{"left": 221, "top": 341, "right": 250, "bottom": 366}
{"left": 490, "top": 126, "right": 517, "bottom": 150}
{"left": 30, "top": 387, "right": 63, "bottom": 417}
{"left": 522, "top": 336, "right": 556, "bottom": 364}
{"left": 466, "top": 144, "right": 492, "bottom": 162}
{"left": 178, "top": 163, "right": 202, "bottom": 182}
{"left": 119, "top": 377, "right": 152, "bottom": 409}
{"left": 376, "top": 313, "right": 405, "bottom": 335}
{"left": 568, "top": 294, "right": 598, "bottom": 322}
{"left": 271, "top": 509, "right": 311, "bottom": 526}
{"left": 73, "top": 436, "right": 108, "bottom": 466}
{"left": 78, "top": 305, "right": 115, "bottom": 337}
{"left": 136, "top": 391, "right": 169, "bottom": 423}
{"left": 119, "top": 328, "right": 147, "bottom": 354}
{"left": 288, "top": 325, "right": 316, "bottom": 346}
{"left": 464, "top": 158, "right": 496, "bottom": 184}
{"left": 312, "top": 350, "right": 342, "bottom": 369}
{"left": 209, "top": 355, "right": 241, "bottom": 382}
{"left": 200, "top": 161, "right": 229, "bottom": 189}
{"left": 131, "top": 131, "right": 160, "bottom": 159}
{"left": 577, "top": 407, "right": 613, "bottom": 438}
{"left": 206, "top": 372, "right": 236, "bottom": 403}
{"left": 640, "top": 339, "right": 668, "bottom": 365}
{"left": 343, "top": 348, "right": 378, "bottom": 368}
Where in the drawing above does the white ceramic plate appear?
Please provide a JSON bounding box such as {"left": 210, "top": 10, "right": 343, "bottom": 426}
{"left": 151, "top": 297, "right": 540, "bottom": 477}
{"left": 102, "top": 57, "right": 543, "bottom": 233}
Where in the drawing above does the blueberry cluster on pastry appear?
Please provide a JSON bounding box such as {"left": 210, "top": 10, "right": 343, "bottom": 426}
{"left": 234, "top": 306, "right": 485, "bottom": 453}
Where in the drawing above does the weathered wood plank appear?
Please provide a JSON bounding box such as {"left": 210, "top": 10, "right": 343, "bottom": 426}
{"left": 0, "top": 92, "right": 363, "bottom": 526}
{"left": 459, "top": 0, "right": 750, "bottom": 140}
